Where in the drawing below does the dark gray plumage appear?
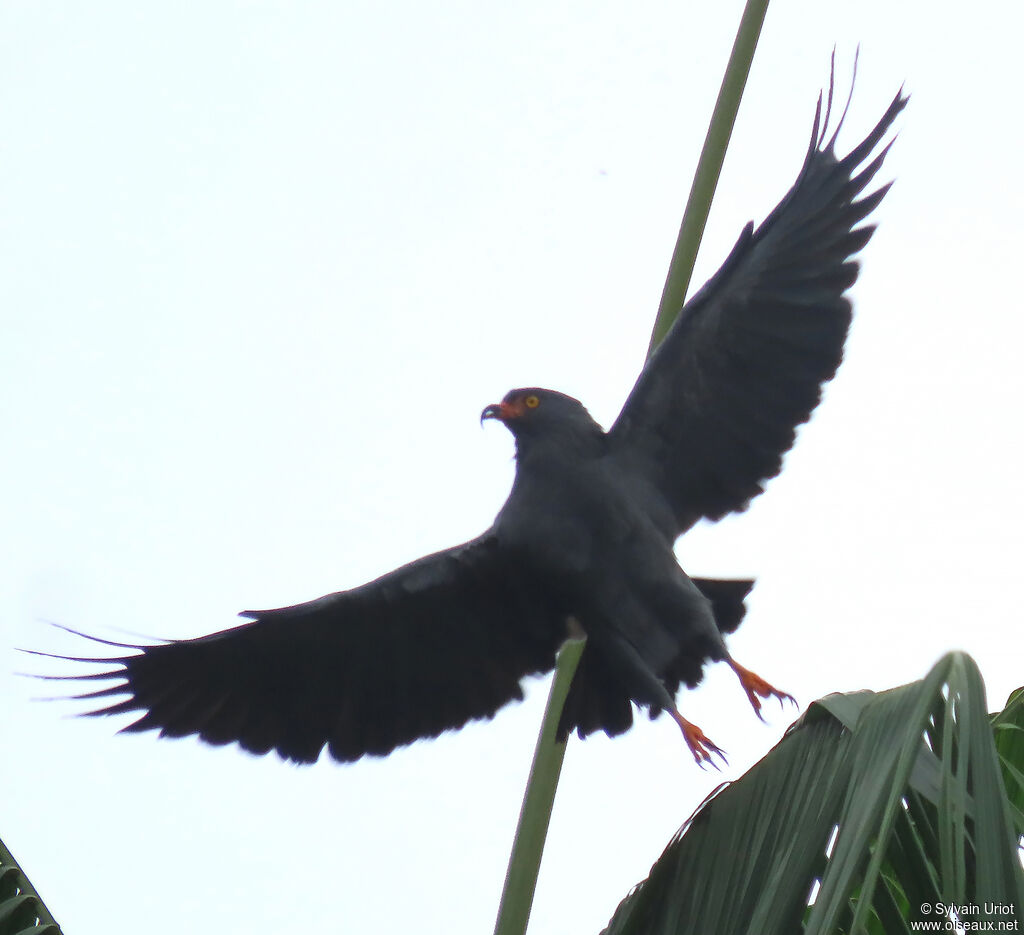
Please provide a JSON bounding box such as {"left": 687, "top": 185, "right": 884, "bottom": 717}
{"left": 38, "top": 73, "right": 906, "bottom": 767}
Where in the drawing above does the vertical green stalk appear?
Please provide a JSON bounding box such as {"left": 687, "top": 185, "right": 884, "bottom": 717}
{"left": 493, "top": 635, "right": 585, "bottom": 935}
{"left": 493, "top": 3, "right": 770, "bottom": 934}
{"left": 648, "top": 0, "right": 770, "bottom": 355}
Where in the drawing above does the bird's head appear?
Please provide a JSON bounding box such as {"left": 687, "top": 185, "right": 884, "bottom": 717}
{"left": 481, "top": 388, "right": 602, "bottom": 450}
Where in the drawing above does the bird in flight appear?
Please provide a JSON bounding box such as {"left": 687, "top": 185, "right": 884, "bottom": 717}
{"left": 37, "top": 71, "right": 906, "bottom": 768}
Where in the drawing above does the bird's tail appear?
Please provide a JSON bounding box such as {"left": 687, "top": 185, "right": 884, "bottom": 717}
{"left": 692, "top": 577, "right": 755, "bottom": 635}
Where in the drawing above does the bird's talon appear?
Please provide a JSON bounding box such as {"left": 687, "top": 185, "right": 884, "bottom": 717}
{"left": 673, "top": 712, "right": 726, "bottom": 769}
{"left": 730, "top": 661, "right": 796, "bottom": 720}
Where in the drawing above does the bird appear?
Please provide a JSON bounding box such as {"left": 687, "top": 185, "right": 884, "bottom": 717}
{"left": 34, "top": 70, "right": 906, "bottom": 769}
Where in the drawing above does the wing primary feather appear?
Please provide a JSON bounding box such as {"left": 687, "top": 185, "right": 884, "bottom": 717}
{"left": 67, "top": 683, "right": 133, "bottom": 702}
{"left": 40, "top": 621, "right": 167, "bottom": 648}
{"left": 839, "top": 89, "right": 907, "bottom": 173}
{"left": 18, "top": 648, "right": 133, "bottom": 668}
{"left": 84, "top": 696, "right": 145, "bottom": 719}
{"left": 820, "top": 48, "right": 837, "bottom": 143}
{"left": 824, "top": 46, "right": 859, "bottom": 152}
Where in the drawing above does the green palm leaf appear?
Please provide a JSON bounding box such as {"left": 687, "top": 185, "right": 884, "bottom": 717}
{"left": 0, "top": 839, "right": 61, "bottom": 935}
{"left": 602, "top": 653, "right": 1024, "bottom": 935}
{"left": 993, "top": 687, "right": 1024, "bottom": 837}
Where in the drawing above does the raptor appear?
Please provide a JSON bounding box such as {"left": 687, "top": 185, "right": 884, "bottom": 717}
{"left": 39, "top": 75, "right": 906, "bottom": 768}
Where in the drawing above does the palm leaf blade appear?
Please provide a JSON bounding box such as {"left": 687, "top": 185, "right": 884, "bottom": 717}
{"left": 0, "top": 839, "right": 62, "bottom": 935}
{"left": 602, "top": 653, "right": 1024, "bottom": 935}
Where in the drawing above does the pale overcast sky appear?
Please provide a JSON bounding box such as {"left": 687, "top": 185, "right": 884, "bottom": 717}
{"left": 2, "top": 2, "right": 1022, "bottom": 934}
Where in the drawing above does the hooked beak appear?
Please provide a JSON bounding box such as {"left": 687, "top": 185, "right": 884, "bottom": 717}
{"left": 481, "top": 396, "right": 530, "bottom": 427}
{"left": 480, "top": 400, "right": 522, "bottom": 426}
{"left": 480, "top": 402, "right": 504, "bottom": 425}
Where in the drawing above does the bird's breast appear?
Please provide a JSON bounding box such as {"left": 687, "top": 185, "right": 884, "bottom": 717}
{"left": 493, "top": 456, "right": 654, "bottom": 582}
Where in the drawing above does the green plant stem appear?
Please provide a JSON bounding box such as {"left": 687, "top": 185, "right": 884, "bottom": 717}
{"left": 647, "top": 0, "right": 770, "bottom": 354}
{"left": 493, "top": 636, "right": 585, "bottom": 935}
{"left": 493, "top": 3, "right": 771, "bottom": 933}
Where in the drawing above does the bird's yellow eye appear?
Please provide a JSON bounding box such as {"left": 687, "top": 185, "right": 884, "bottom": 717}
{"left": 524, "top": 395, "right": 540, "bottom": 409}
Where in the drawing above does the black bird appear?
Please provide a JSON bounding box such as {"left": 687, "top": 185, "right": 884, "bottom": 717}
{"left": 39, "top": 74, "right": 906, "bottom": 768}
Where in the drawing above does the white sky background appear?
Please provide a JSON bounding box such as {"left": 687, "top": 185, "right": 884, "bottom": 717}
{"left": 2, "top": 1, "right": 1022, "bottom": 933}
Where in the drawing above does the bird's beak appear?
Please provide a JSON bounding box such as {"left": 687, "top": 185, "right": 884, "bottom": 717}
{"left": 481, "top": 399, "right": 524, "bottom": 426}
{"left": 480, "top": 403, "right": 503, "bottom": 425}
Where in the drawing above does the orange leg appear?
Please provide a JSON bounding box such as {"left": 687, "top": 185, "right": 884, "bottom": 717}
{"left": 728, "top": 659, "right": 796, "bottom": 721}
{"left": 669, "top": 708, "right": 727, "bottom": 770}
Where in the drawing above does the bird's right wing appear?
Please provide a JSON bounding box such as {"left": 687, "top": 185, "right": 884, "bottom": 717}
{"left": 41, "top": 534, "right": 567, "bottom": 764}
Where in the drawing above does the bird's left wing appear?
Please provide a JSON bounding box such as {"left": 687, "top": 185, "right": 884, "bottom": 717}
{"left": 40, "top": 534, "right": 567, "bottom": 764}
{"left": 608, "top": 74, "right": 907, "bottom": 536}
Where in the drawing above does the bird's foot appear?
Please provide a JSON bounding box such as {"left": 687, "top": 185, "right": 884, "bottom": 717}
{"left": 728, "top": 660, "right": 797, "bottom": 721}
{"left": 670, "top": 709, "right": 727, "bottom": 770}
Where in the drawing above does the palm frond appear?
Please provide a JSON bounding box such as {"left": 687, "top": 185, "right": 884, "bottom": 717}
{"left": 602, "top": 653, "right": 1024, "bottom": 935}
{"left": 0, "top": 838, "right": 62, "bottom": 935}
{"left": 992, "top": 687, "right": 1024, "bottom": 839}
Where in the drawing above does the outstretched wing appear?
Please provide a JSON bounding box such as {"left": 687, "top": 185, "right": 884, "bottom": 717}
{"left": 608, "top": 75, "right": 907, "bottom": 536}
{"left": 44, "top": 534, "right": 567, "bottom": 764}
